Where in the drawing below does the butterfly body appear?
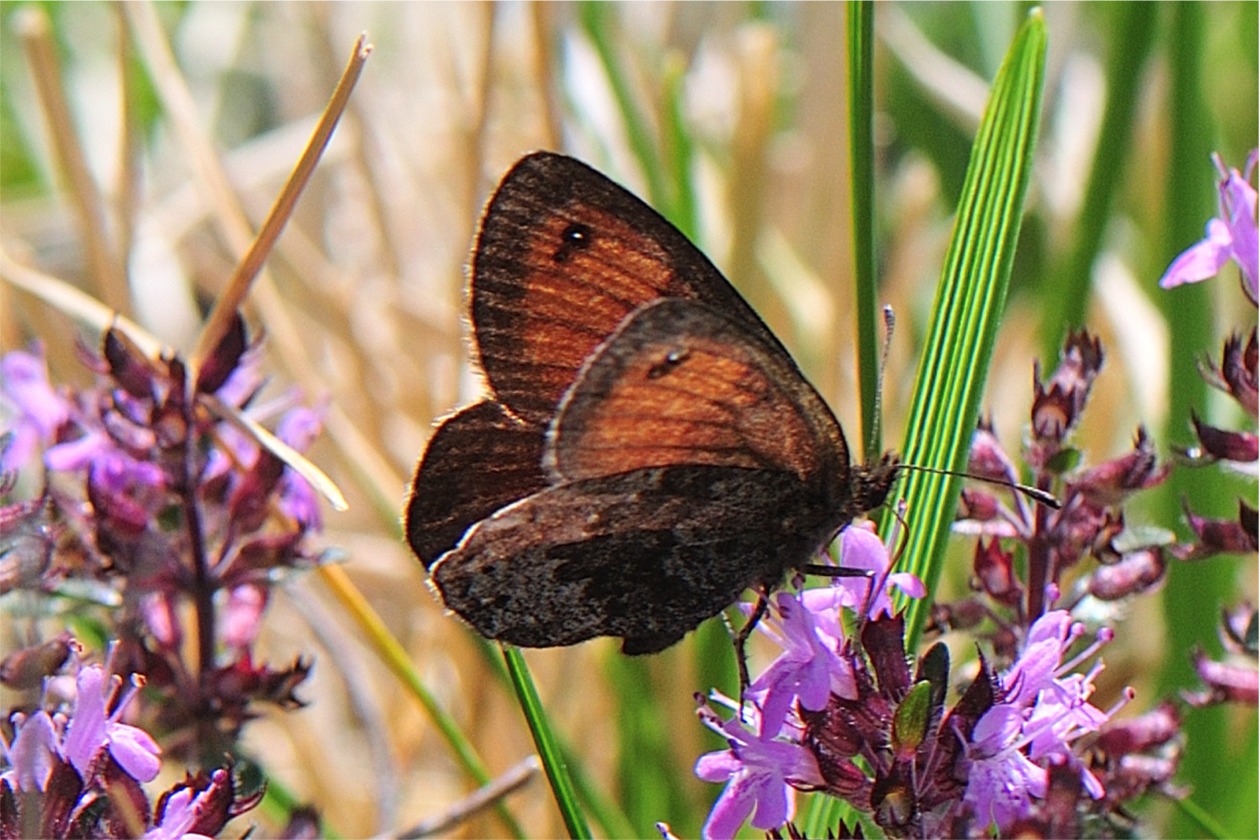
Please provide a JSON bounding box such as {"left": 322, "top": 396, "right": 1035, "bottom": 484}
{"left": 406, "top": 152, "right": 897, "bottom": 654}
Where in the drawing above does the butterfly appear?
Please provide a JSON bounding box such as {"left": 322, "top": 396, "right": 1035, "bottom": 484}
{"left": 404, "top": 152, "right": 898, "bottom": 656}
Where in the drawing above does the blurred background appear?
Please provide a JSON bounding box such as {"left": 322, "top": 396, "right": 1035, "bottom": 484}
{"left": 2, "top": 2, "right": 1256, "bottom": 837}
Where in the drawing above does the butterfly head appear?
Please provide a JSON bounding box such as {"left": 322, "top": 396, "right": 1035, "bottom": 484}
{"left": 852, "top": 451, "right": 901, "bottom": 516}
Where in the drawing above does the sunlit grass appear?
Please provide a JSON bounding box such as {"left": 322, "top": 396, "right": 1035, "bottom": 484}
{"left": 1, "top": 2, "right": 1255, "bottom": 837}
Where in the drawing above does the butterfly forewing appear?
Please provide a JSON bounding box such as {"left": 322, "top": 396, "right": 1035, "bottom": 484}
{"left": 408, "top": 153, "right": 764, "bottom": 571}
{"left": 470, "top": 153, "right": 771, "bottom": 425}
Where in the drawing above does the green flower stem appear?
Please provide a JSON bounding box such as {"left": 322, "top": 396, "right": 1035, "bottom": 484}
{"left": 502, "top": 645, "right": 593, "bottom": 839}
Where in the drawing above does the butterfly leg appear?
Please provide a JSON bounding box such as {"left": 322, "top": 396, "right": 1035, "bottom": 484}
{"left": 732, "top": 590, "right": 770, "bottom": 706}
{"left": 798, "top": 563, "right": 871, "bottom": 578}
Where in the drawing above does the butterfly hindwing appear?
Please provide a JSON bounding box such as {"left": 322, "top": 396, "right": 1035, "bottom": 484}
{"left": 430, "top": 465, "right": 834, "bottom": 654}
{"left": 547, "top": 298, "right": 851, "bottom": 497}
{"left": 404, "top": 401, "right": 546, "bottom": 568}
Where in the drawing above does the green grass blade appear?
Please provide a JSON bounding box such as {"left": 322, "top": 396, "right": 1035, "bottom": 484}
{"left": 502, "top": 646, "right": 593, "bottom": 839}
{"left": 661, "top": 54, "right": 699, "bottom": 242}
{"left": 561, "top": 737, "right": 639, "bottom": 840}
{"left": 1153, "top": 4, "right": 1257, "bottom": 837}
{"left": 801, "top": 8, "right": 879, "bottom": 835}
{"left": 887, "top": 9, "right": 1047, "bottom": 649}
{"left": 847, "top": 0, "right": 880, "bottom": 458}
{"left": 470, "top": 638, "right": 637, "bottom": 838}
{"left": 1172, "top": 793, "right": 1233, "bottom": 840}
{"left": 607, "top": 655, "right": 694, "bottom": 836}
{"left": 1039, "top": 2, "right": 1157, "bottom": 359}
{"left": 577, "top": 2, "right": 668, "bottom": 214}
{"left": 318, "top": 567, "right": 526, "bottom": 837}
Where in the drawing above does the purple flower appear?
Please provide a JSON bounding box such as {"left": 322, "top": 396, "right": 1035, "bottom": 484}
{"left": 0, "top": 345, "right": 70, "bottom": 473}
{"left": 800, "top": 522, "right": 925, "bottom": 623}
{"left": 278, "top": 469, "right": 321, "bottom": 530}
{"left": 205, "top": 401, "right": 325, "bottom": 531}
{"left": 276, "top": 404, "right": 322, "bottom": 452}
{"left": 213, "top": 347, "right": 264, "bottom": 409}
{"left": 142, "top": 592, "right": 182, "bottom": 648}
{"left": 0, "top": 709, "right": 61, "bottom": 793}
{"left": 81, "top": 449, "right": 170, "bottom": 537}
{"left": 1159, "top": 150, "right": 1259, "bottom": 304}
{"left": 750, "top": 592, "right": 856, "bottom": 732}
{"left": 143, "top": 779, "right": 222, "bottom": 840}
{"left": 694, "top": 698, "right": 821, "bottom": 839}
{"left": 221, "top": 584, "right": 268, "bottom": 651}
{"left": 1000, "top": 612, "right": 1113, "bottom": 741}
{"left": 276, "top": 405, "right": 324, "bottom": 529}
{"left": 961, "top": 611, "right": 1119, "bottom": 829}
{"left": 61, "top": 663, "right": 161, "bottom": 783}
{"left": 998, "top": 610, "right": 1082, "bottom": 706}
{"left": 43, "top": 430, "right": 111, "bottom": 472}
{"left": 1022, "top": 666, "right": 1109, "bottom": 800}
{"left": 963, "top": 703, "right": 1049, "bottom": 830}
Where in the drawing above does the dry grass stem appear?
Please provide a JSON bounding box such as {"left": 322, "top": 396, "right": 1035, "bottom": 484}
{"left": 0, "top": 246, "right": 162, "bottom": 360}
{"left": 202, "top": 391, "right": 348, "bottom": 512}
{"left": 191, "top": 32, "right": 373, "bottom": 370}
{"left": 15, "top": 6, "right": 128, "bottom": 313}
{"left": 393, "top": 756, "right": 540, "bottom": 839}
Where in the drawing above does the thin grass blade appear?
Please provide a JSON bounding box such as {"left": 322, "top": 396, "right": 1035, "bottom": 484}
{"left": 848, "top": 0, "right": 881, "bottom": 457}
{"left": 502, "top": 646, "right": 593, "bottom": 839}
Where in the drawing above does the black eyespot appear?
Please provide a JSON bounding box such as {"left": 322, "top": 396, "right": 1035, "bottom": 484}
{"left": 647, "top": 348, "right": 689, "bottom": 379}
{"left": 553, "top": 222, "right": 593, "bottom": 263}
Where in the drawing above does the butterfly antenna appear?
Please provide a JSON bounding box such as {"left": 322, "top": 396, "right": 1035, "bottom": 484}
{"left": 870, "top": 305, "right": 1056, "bottom": 510}
{"left": 865, "top": 306, "right": 896, "bottom": 466}
{"left": 895, "top": 462, "right": 1060, "bottom": 509}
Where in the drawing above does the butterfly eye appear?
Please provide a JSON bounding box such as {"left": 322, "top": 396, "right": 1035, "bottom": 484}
{"left": 647, "top": 348, "right": 690, "bottom": 379}
{"left": 554, "top": 222, "right": 594, "bottom": 262}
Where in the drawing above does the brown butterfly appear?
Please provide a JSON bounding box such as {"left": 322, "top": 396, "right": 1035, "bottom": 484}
{"left": 404, "top": 152, "right": 897, "bottom": 656}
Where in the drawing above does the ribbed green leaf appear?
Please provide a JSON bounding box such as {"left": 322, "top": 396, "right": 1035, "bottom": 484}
{"left": 887, "top": 10, "right": 1047, "bottom": 649}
